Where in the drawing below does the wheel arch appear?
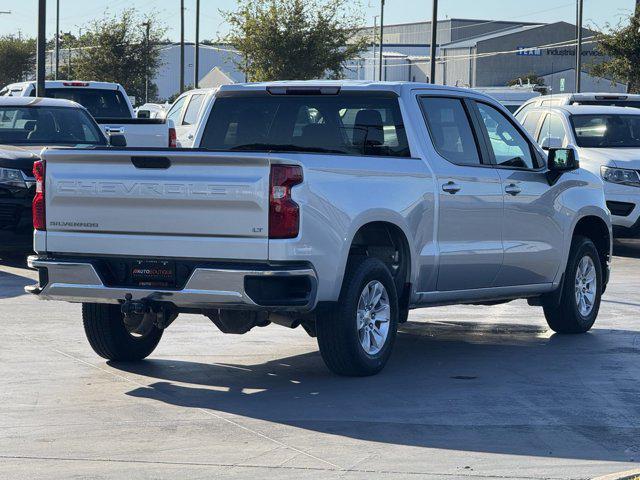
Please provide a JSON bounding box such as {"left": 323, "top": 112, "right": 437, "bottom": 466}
{"left": 337, "top": 214, "right": 415, "bottom": 310}
{"left": 571, "top": 213, "right": 612, "bottom": 289}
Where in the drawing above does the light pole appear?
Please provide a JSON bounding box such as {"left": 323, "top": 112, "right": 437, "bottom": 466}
{"left": 36, "top": 0, "right": 46, "bottom": 96}
{"left": 575, "top": 0, "right": 583, "bottom": 93}
{"left": 55, "top": 0, "right": 60, "bottom": 80}
{"left": 180, "top": 0, "right": 185, "bottom": 94}
{"left": 141, "top": 21, "right": 151, "bottom": 103}
{"left": 378, "top": 0, "right": 385, "bottom": 81}
{"left": 372, "top": 15, "right": 379, "bottom": 81}
{"left": 195, "top": 0, "right": 200, "bottom": 88}
{"left": 430, "top": 0, "right": 438, "bottom": 84}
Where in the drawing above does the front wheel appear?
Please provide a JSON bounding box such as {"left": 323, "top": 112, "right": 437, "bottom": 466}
{"left": 316, "top": 257, "right": 399, "bottom": 376}
{"left": 82, "top": 303, "right": 163, "bottom": 361}
{"left": 543, "top": 236, "right": 602, "bottom": 334}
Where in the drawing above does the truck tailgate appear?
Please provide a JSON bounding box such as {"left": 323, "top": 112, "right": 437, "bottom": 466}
{"left": 41, "top": 149, "right": 270, "bottom": 260}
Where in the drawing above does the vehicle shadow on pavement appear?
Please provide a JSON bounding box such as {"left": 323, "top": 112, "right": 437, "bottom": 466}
{"left": 113, "top": 320, "right": 640, "bottom": 463}
{"left": 613, "top": 239, "right": 640, "bottom": 259}
{"left": 0, "top": 257, "right": 36, "bottom": 299}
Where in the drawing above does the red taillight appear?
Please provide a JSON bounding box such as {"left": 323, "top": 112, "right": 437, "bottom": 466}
{"left": 269, "top": 165, "right": 303, "bottom": 239}
{"left": 33, "top": 160, "right": 46, "bottom": 231}
{"left": 62, "top": 81, "right": 89, "bottom": 87}
{"left": 169, "top": 127, "right": 177, "bottom": 148}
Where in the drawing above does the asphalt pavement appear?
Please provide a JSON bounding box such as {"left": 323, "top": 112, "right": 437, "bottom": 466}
{"left": 1, "top": 242, "right": 640, "bottom": 479}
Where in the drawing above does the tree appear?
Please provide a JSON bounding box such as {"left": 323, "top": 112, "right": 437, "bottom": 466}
{"left": 70, "top": 9, "right": 166, "bottom": 103}
{"left": 590, "top": 6, "right": 640, "bottom": 93}
{"left": 506, "top": 73, "right": 545, "bottom": 87}
{"left": 0, "top": 35, "right": 36, "bottom": 87}
{"left": 222, "top": 0, "right": 368, "bottom": 81}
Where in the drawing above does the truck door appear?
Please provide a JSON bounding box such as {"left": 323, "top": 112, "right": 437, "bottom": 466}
{"left": 471, "top": 101, "right": 563, "bottom": 286}
{"left": 419, "top": 96, "right": 504, "bottom": 291}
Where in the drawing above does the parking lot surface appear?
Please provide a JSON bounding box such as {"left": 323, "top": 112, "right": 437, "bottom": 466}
{"left": 1, "top": 242, "right": 640, "bottom": 480}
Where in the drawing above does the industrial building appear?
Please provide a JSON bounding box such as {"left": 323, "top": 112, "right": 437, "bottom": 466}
{"left": 346, "top": 18, "right": 626, "bottom": 93}
{"left": 43, "top": 18, "right": 625, "bottom": 102}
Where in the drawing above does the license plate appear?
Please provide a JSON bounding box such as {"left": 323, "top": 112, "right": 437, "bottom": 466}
{"left": 131, "top": 260, "right": 176, "bottom": 288}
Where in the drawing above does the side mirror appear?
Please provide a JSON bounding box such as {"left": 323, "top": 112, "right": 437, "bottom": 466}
{"left": 540, "top": 136, "right": 563, "bottom": 150}
{"left": 548, "top": 147, "right": 579, "bottom": 172}
{"left": 109, "top": 134, "right": 127, "bottom": 148}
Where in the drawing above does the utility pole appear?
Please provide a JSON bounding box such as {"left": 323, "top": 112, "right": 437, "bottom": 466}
{"left": 378, "top": 0, "right": 385, "bottom": 81}
{"left": 575, "top": 0, "right": 583, "bottom": 93}
{"left": 430, "top": 0, "right": 438, "bottom": 84}
{"left": 180, "top": 0, "right": 185, "bottom": 94}
{"left": 195, "top": 0, "right": 200, "bottom": 88}
{"left": 372, "top": 16, "right": 378, "bottom": 81}
{"left": 141, "top": 21, "right": 151, "bottom": 103}
{"left": 55, "top": 0, "right": 60, "bottom": 79}
{"left": 36, "top": 0, "right": 46, "bottom": 96}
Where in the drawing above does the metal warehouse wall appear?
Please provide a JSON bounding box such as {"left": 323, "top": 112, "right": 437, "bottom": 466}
{"left": 473, "top": 22, "right": 605, "bottom": 87}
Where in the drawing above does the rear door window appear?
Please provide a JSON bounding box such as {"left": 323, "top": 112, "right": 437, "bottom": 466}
{"left": 166, "top": 95, "right": 187, "bottom": 125}
{"left": 182, "top": 94, "right": 205, "bottom": 126}
{"left": 200, "top": 92, "right": 410, "bottom": 157}
{"left": 418, "top": 96, "right": 482, "bottom": 166}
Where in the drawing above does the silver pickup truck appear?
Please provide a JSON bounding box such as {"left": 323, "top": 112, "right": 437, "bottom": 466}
{"left": 27, "top": 81, "right": 612, "bottom": 376}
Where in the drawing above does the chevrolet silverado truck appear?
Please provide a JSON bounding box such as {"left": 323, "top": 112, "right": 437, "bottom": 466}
{"left": 1, "top": 81, "right": 176, "bottom": 148}
{"left": 26, "top": 81, "right": 612, "bottom": 376}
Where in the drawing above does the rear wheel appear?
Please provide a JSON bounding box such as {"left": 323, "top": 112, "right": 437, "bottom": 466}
{"left": 316, "top": 257, "right": 398, "bottom": 376}
{"left": 82, "top": 303, "right": 163, "bottom": 361}
{"left": 543, "top": 236, "right": 602, "bottom": 334}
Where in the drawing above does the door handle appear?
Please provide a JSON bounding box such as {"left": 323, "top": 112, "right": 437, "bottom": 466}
{"left": 105, "top": 127, "right": 125, "bottom": 135}
{"left": 505, "top": 183, "right": 522, "bottom": 196}
{"left": 187, "top": 134, "right": 194, "bottom": 139}
{"left": 442, "top": 181, "right": 461, "bottom": 194}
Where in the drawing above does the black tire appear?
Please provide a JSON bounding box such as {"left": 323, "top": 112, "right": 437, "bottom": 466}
{"left": 82, "top": 303, "right": 163, "bottom": 361}
{"left": 543, "top": 236, "right": 602, "bottom": 334}
{"left": 316, "top": 257, "right": 399, "bottom": 376}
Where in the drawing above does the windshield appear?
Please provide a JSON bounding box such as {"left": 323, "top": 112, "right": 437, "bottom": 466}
{"left": 571, "top": 114, "right": 640, "bottom": 148}
{"left": 200, "top": 92, "right": 410, "bottom": 157}
{"left": 45, "top": 88, "right": 131, "bottom": 119}
{"left": 0, "top": 106, "right": 107, "bottom": 146}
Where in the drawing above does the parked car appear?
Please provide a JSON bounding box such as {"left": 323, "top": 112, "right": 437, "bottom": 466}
{"left": 519, "top": 104, "right": 640, "bottom": 237}
{"left": 0, "top": 96, "right": 116, "bottom": 253}
{"left": 515, "top": 92, "right": 640, "bottom": 120}
{"left": 135, "top": 102, "right": 169, "bottom": 120}
{"left": 27, "top": 81, "right": 611, "bottom": 376}
{"left": 165, "top": 88, "right": 216, "bottom": 147}
{"left": 1, "top": 81, "right": 176, "bottom": 148}
{"left": 473, "top": 87, "right": 541, "bottom": 113}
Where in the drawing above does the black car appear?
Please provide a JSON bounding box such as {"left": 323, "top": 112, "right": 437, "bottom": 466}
{"left": 0, "top": 146, "right": 38, "bottom": 253}
{"left": 0, "top": 97, "right": 115, "bottom": 254}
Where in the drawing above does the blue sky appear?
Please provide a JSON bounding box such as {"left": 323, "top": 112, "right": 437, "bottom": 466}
{"left": 1, "top": 0, "right": 637, "bottom": 41}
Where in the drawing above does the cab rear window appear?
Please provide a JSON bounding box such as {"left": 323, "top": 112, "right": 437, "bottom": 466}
{"left": 45, "top": 88, "right": 130, "bottom": 119}
{"left": 200, "top": 92, "right": 410, "bottom": 157}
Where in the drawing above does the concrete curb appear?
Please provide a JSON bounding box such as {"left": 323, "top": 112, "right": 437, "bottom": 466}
{"left": 592, "top": 470, "right": 640, "bottom": 480}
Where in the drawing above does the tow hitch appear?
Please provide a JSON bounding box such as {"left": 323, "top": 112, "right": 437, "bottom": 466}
{"left": 121, "top": 294, "right": 178, "bottom": 335}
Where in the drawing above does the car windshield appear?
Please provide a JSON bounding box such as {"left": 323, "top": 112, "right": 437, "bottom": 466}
{"left": 45, "top": 88, "right": 131, "bottom": 119}
{"left": 0, "top": 106, "right": 107, "bottom": 146}
{"left": 571, "top": 114, "right": 640, "bottom": 148}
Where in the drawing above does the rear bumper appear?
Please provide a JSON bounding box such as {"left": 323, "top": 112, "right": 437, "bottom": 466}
{"left": 26, "top": 256, "right": 318, "bottom": 312}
